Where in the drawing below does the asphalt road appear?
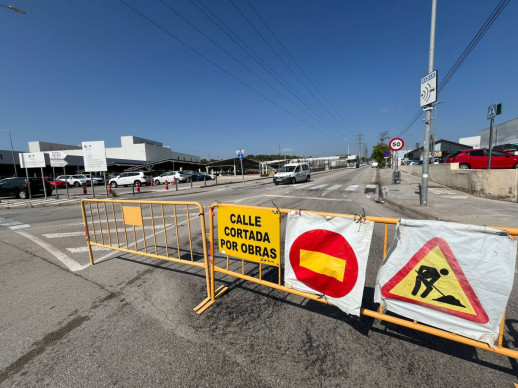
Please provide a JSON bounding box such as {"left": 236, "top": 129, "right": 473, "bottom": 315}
{"left": 1, "top": 167, "right": 517, "bottom": 387}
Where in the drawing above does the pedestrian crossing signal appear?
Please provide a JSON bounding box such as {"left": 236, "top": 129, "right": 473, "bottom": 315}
{"left": 496, "top": 103, "right": 502, "bottom": 115}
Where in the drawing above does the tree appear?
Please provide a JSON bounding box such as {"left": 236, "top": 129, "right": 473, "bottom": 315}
{"left": 379, "top": 131, "right": 390, "bottom": 144}
{"left": 371, "top": 143, "right": 390, "bottom": 168}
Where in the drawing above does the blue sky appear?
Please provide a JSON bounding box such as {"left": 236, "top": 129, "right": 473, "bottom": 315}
{"left": 1, "top": 0, "right": 517, "bottom": 159}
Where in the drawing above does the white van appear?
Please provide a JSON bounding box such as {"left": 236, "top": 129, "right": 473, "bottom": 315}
{"left": 273, "top": 163, "right": 310, "bottom": 185}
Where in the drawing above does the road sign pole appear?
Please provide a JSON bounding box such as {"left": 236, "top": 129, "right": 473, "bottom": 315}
{"left": 41, "top": 167, "right": 47, "bottom": 199}
{"left": 421, "top": 0, "right": 437, "bottom": 207}
{"left": 64, "top": 166, "right": 69, "bottom": 199}
{"left": 25, "top": 167, "right": 32, "bottom": 200}
{"left": 240, "top": 158, "right": 244, "bottom": 184}
{"left": 53, "top": 167, "right": 59, "bottom": 199}
{"left": 487, "top": 117, "right": 494, "bottom": 170}
{"left": 90, "top": 172, "right": 95, "bottom": 197}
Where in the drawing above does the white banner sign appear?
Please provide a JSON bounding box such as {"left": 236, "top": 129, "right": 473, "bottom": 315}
{"left": 284, "top": 211, "right": 374, "bottom": 316}
{"left": 49, "top": 151, "right": 67, "bottom": 160}
{"left": 82, "top": 141, "right": 107, "bottom": 172}
{"left": 19, "top": 152, "right": 46, "bottom": 168}
{"left": 374, "top": 219, "right": 517, "bottom": 345}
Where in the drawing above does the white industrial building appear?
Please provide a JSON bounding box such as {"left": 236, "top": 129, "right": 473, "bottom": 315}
{"left": 28, "top": 136, "right": 200, "bottom": 163}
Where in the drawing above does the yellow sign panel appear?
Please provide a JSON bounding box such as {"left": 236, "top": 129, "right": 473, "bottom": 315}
{"left": 300, "top": 249, "right": 346, "bottom": 282}
{"left": 218, "top": 206, "right": 280, "bottom": 266}
{"left": 122, "top": 205, "right": 143, "bottom": 227}
{"left": 389, "top": 245, "right": 476, "bottom": 315}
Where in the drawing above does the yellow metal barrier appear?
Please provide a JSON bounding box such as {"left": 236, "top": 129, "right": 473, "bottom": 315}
{"left": 205, "top": 202, "right": 518, "bottom": 359}
{"left": 81, "top": 198, "right": 211, "bottom": 314}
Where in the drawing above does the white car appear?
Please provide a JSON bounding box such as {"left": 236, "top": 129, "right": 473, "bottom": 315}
{"left": 56, "top": 174, "right": 90, "bottom": 187}
{"left": 109, "top": 172, "right": 152, "bottom": 188}
{"left": 273, "top": 163, "right": 310, "bottom": 185}
{"left": 153, "top": 171, "right": 189, "bottom": 185}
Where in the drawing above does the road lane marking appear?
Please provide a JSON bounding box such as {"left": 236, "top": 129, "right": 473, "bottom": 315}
{"left": 67, "top": 246, "right": 111, "bottom": 253}
{"left": 345, "top": 185, "right": 359, "bottom": 192}
{"left": 9, "top": 224, "right": 31, "bottom": 230}
{"left": 264, "top": 194, "right": 351, "bottom": 202}
{"left": 309, "top": 184, "right": 328, "bottom": 190}
{"left": 15, "top": 230, "right": 88, "bottom": 272}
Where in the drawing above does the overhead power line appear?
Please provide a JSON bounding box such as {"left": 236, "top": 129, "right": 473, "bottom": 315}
{"left": 244, "top": 0, "right": 352, "bottom": 132}
{"left": 119, "top": 0, "right": 344, "bottom": 141}
{"left": 398, "top": 0, "right": 510, "bottom": 138}
{"left": 190, "top": 0, "right": 339, "bottom": 132}
{"left": 158, "top": 0, "right": 336, "bottom": 131}
{"left": 229, "top": 0, "right": 350, "bottom": 139}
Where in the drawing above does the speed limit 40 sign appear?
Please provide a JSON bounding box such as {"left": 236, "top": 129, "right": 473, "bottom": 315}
{"left": 389, "top": 138, "right": 404, "bottom": 151}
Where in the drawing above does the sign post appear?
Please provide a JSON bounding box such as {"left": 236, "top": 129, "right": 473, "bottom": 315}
{"left": 236, "top": 148, "right": 245, "bottom": 184}
{"left": 19, "top": 152, "right": 46, "bottom": 200}
{"left": 486, "top": 103, "right": 502, "bottom": 170}
{"left": 82, "top": 141, "right": 108, "bottom": 197}
{"left": 389, "top": 138, "right": 404, "bottom": 183}
{"left": 50, "top": 151, "right": 67, "bottom": 199}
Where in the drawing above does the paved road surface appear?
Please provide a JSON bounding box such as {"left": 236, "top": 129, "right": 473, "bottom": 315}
{"left": 1, "top": 167, "right": 517, "bottom": 387}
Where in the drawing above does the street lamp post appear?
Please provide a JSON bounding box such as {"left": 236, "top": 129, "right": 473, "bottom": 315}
{"left": 0, "top": 129, "right": 18, "bottom": 177}
{"left": 1, "top": 5, "right": 26, "bottom": 177}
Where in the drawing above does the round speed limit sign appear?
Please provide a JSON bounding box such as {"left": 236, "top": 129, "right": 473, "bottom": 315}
{"left": 389, "top": 138, "right": 404, "bottom": 151}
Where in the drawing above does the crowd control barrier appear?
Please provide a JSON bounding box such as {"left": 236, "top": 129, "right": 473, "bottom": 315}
{"left": 206, "top": 203, "right": 518, "bottom": 359}
{"left": 81, "top": 198, "right": 211, "bottom": 313}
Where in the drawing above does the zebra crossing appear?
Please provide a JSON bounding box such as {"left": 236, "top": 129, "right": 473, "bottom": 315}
{"left": 268, "top": 182, "right": 369, "bottom": 194}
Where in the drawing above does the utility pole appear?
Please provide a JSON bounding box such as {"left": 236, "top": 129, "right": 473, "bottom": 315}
{"left": 357, "top": 132, "right": 363, "bottom": 159}
{"left": 420, "top": 0, "right": 437, "bottom": 206}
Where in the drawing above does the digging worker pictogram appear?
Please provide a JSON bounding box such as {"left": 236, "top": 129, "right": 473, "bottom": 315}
{"left": 412, "top": 265, "right": 449, "bottom": 298}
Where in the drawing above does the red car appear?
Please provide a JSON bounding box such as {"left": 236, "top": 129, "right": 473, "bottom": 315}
{"left": 445, "top": 148, "right": 518, "bottom": 169}
{"left": 45, "top": 177, "right": 68, "bottom": 188}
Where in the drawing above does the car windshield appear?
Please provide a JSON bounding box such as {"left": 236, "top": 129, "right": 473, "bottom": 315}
{"left": 448, "top": 152, "right": 461, "bottom": 158}
{"left": 279, "top": 166, "right": 296, "bottom": 173}
{"left": 74, "top": 175, "right": 87, "bottom": 179}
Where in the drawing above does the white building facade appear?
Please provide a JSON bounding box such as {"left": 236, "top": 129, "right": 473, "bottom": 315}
{"left": 28, "top": 136, "right": 200, "bottom": 163}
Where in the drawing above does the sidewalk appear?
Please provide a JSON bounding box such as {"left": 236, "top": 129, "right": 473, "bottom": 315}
{"left": 378, "top": 168, "right": 517, "bottom": 230}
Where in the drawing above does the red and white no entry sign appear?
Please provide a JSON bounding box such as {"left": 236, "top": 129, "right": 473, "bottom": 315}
{"left": 389, "top": 138, "right": 404, "bottom": 151}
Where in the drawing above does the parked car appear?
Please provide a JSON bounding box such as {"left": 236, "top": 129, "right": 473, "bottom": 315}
{"left": 371, "top": 161, "right": 379, "bottom": 168}
{"left": 153, "top": 171, "right": 189, "bottom": 185}
{"left": 445, "top": 148, "right": 518, "bottom": 169}
{"left": 0, "top": 177, "right": 54, "bottom": 199}
{"left": 179, "top": 170, "right": 197, "bottom": 182}
{"left": 190, "top": 171, "right": 205, "bottom": 181}
{"left": 45, "top": 177, "right": 67, "bottom": 189}
{"left": 199, "top": 172, "right": 216, "bottom": 180}
{"left": 56, "top": 174, "right": 90, "bottom": 187}
{"left": 273, "top": 163, "right": 310, "bottom": 185}
{"left": 109, "top": 172, "right": 152, "bottom": 188}
{"left": 91, "top": 175, "right": 104, "bottom": 185}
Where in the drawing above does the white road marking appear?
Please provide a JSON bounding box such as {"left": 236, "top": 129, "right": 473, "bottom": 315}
{"left": 44, "top": 231, "right": 85, "bottom": 238}
{"left": 9, "top": 224, "right": 31, "bottom": 230}
{"left": 325, "top": 184, "right": 343, "bottom": 191}
{"left": 345, "top": 185, "right": 359, "bottom": 192}
{"left": 442, "top": 196, "right": 468, "bottom": 199}
{"left": 0, "top": 221, "right": 22, "bottom": 227}
{"left": 309, "top": 184, "right": 328, "bottom": 190}
{"left": 264, "top": 194, "right": 351, "bottom": 202}
{"left": 67, "top": 246, "right": 111, "bottom": 253}
{"left": 16, "top": 230, "right": 89, "bottom": 272}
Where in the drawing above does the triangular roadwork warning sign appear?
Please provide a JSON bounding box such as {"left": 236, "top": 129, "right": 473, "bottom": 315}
{"left": 381, "top": 237, "right": 489, "bottom": 323}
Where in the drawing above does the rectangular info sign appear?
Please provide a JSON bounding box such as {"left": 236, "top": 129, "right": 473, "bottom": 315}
{"left": 218, "top": 205, "right": 280, "bottom": 266}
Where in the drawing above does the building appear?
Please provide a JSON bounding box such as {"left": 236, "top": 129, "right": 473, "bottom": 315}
{"left": 404, "top": 139, "right": 472, "bottom": 161}
{"left": 480, "top": 117, "right": 518, "bottom": 151}
{"left": 458, "top": 136, "right": 481, "bottom": 149}
{"left": 1, "top": 136, "right": 201, "bottom": 178}
{"left": 29, "top": 136, "right": 200, "bottom": 163}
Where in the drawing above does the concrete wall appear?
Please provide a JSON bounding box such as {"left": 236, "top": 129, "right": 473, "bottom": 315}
{"left": 399, "top": 164, "right": 518, "bottom": 202}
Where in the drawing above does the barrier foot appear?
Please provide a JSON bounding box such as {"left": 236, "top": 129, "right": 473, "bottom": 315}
{"left": 193, "top": 285, "right": 229, "bottom": 315}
